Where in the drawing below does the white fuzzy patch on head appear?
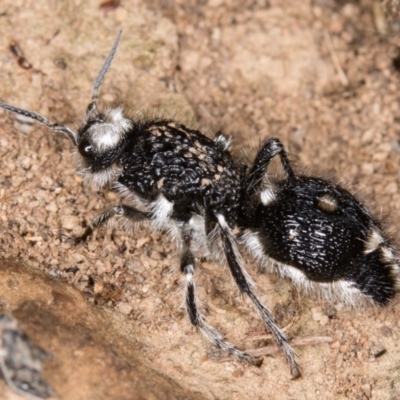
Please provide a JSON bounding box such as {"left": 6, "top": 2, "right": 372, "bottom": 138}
{"left": 364, "top": 229, "right": 385, "bottom": 254}
{"left": 90, "top": 108, "right": 132, "bottom": 152}
{"left": 260, "top": 188, "right": 276, "bottom": 206}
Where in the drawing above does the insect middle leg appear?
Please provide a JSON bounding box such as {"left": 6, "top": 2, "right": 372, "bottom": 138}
{"left": 180, "top": 225, "right": 262, "bottom": 367}
{"left": 216, "top": 214, "right": 301, "bottom": 378}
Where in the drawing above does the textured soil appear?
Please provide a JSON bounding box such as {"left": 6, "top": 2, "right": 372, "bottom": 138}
{"left": 0, "top": 1, "right": 400, "bottom": 399}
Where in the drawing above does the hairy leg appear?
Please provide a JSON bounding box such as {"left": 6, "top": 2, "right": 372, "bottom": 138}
{"left": 180, "top": 225, "right": 262, "bottom": 367}
{"left": 61, "top": 204, "right": 149, "bottom": 244}
{"left": 217, "top": 214, "right": 300, "bottom": 378}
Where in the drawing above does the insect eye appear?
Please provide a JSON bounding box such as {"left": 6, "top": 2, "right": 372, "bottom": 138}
{"left": 78, "top": 138, "right": 94, "bottom": 156}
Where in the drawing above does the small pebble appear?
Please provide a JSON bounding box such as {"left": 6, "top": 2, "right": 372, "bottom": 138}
{"left": 60, "top": 215, "right": 81, "bottom": 230}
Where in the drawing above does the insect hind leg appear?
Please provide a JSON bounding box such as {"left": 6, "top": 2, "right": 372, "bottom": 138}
{"left": 216, "top": 213, "right": 301, "bottom": 378}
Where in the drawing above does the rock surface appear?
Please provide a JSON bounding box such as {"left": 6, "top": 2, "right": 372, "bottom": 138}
{"left": 0, "top": 259, "right": 205, "bottom": 400}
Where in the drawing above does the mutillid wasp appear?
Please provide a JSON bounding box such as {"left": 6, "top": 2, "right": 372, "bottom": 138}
{"left": 0, "top": 33, "right": 397, "bottom": 378}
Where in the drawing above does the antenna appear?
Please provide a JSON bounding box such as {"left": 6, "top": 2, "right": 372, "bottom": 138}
{"left": 0, "top": 100, "right": 78, "bottom": 145}
{"left": 86, "top": 31, "right": 122, "bottom": 119}
{"left": 0, "top": 32, "right": 123, "bottom": 145}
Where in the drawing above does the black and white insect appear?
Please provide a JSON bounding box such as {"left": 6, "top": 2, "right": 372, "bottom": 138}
{"left": 0, "top": 33, "right": 398, "bottom": 378}
{"left": 0, "top": 33, "right": 298, "bottom": 377}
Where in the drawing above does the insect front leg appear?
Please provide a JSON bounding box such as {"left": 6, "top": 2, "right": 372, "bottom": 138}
{"left": 60, "top": 204, "right": 149, "bottom": 244}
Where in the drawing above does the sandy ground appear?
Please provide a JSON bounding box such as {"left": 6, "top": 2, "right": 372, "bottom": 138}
{"left": 0, "top": 0, "right": 400, "bottom": 399}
